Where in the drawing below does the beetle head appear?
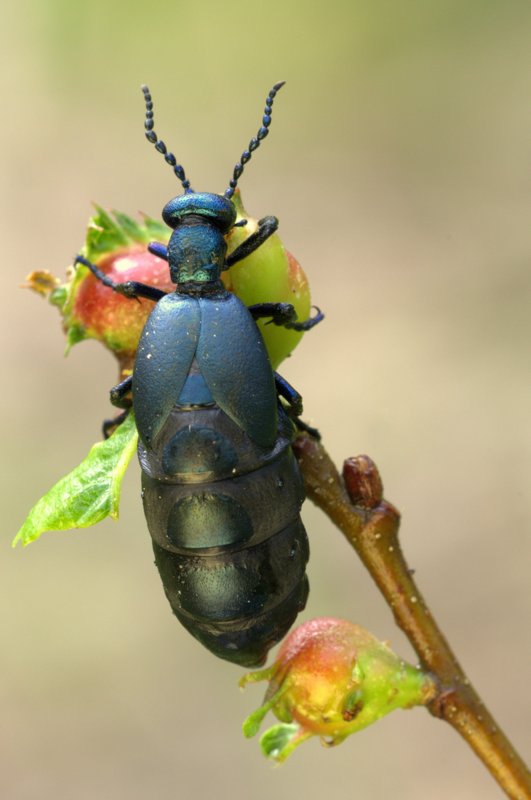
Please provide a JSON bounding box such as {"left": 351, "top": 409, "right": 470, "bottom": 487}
{"left": 162, "top": 192, "right": 236, "bottom": 232}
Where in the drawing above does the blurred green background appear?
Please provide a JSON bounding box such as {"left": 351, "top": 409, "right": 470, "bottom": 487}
{"left": 2, "top": 1, "right": 530, "bottom": 798}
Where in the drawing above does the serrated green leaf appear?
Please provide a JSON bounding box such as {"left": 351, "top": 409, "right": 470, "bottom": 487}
{"left": 111, "top": 210, "right": 148, "bottom": 244}
{"left": 49, "top": 284, "right": 68, "bottom": 310}
{"left": 141, "top": 213, "right": 170, "bottom": 241}
{"left": 66, "top": 322, "right": 87, "bottom": 350}
{"left": 82, "top": 207, "right": 169, "bottom": 264}
{"left": 86, "top": 205, "right": 131, "bottom": 258}
{"left": 13, "top": 413, "right": 138, "bottom": 547}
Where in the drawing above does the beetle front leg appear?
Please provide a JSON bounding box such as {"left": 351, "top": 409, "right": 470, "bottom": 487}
{"left": 74, "top": 255, "right": 167, "bottom": 302}
{"left": 225, "top": 216, "right": 279, "bottom": 267}
{"left": 249, "top": 302, "right": 324, "bottom": 332}
{"left": 147, "top": 242, "right": 169, "bottom": 261}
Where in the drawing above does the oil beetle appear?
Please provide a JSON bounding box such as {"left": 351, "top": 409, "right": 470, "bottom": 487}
{"left": 75, "top": 82, "right": 323, "bottom": 667}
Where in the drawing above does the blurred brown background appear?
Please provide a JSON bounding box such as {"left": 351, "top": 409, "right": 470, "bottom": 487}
{"left": 2, "top": 1, "right": 530, "bottom": 798}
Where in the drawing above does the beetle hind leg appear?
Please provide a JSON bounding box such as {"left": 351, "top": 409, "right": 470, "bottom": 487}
{"left": 101, "top": 375, "right": 133, "bottom": 439}
{"left": 275, "top": 372, "right": 320, "bottom": 439}
{"left": 110, "top": 375, "right": 133, "bottom": 409}
{"left": 275, "top": 372, "right": 303, "bottom": 417}
{"left": 293, "top": 417, "right": 321, "bottom": 440}
{"left": 102, "top": 410, "right": 129, "bottom": 439}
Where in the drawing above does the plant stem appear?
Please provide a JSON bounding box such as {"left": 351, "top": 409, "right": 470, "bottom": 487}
{"left": 294, "top": 435, "right": 531, "bottom": 800}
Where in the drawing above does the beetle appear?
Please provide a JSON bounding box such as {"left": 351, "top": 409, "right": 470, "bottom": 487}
{"left": 75, "top": 82, "right": 323, "bottom": 666}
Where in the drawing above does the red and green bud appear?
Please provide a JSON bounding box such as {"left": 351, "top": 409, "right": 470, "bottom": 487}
{"left": 25, "top": 207, "right": 172, "bottom": 376}
{"left": 240, "top": 617, "right": 436, "bottom": 762}
{"left": 25, "top": 192, "right": 313, "bottom": 373}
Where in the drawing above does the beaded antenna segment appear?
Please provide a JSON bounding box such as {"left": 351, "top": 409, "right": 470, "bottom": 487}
{"left": 225, "top": 81, "right": 286, "bottom": 199}
{"left": 141, "top": 84, "right": 193, "bottom": 193}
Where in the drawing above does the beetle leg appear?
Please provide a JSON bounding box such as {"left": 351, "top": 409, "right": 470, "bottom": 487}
{"left": 275, "top": 373, "right": 321, "bottom": 439}
{"left": 101, "top": 376, "right": 133, "bottom": 439}
{"left": 275, "top": 372, "right": 303, "bottom": 417}
{"left": 225, "top": 216, "right": 279, "bottom": 267}
{"left": 102, "top": 410, "right": 130, "bottom": 440}
{"left": 249, "top": 302, "right": 324, "bottom": 331}
{"left": 282, "top": 305, "right": 324, "bottom": 331}
{"left": 148, "top": 241, "right": 169, "bottom": 261}
{"left": 110, "top": 375, "right": 133, "bottom": 409}
{"left": 74, "top": 255, "right": 167, "bottom": 302}
{"left": 293, "top": 417, "right": 321, "bottom": 440}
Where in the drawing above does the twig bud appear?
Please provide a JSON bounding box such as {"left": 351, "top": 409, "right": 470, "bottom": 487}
{"left": 343, "top": 455, "right": 384, "bottom": 508}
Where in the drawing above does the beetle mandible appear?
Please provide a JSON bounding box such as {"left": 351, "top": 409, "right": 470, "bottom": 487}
{"left": 75, "top": 82, "right": 323, "bottom": 666}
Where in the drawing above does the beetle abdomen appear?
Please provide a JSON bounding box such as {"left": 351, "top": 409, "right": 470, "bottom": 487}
{"left": 139, "top": 405, "right": 309, "bottom": 666}
{"left": 152, "top": 520, "right": 309, "bottom": 666}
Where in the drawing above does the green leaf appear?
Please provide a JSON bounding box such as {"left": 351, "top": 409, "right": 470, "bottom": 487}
{"left": 49, "top": 284, "right": 68, "bottom": 310}
{"left": 141, "top": 213, "right": 170, "bottom": 241}
{"left": 84, "top": 206, "right": 170, "bottom": 262}
{"left": 110, "top": 210, "right": 147, "bottom": 243}
{"left": 242, "top": 689, "right": 283, "bottom": 738}
{"left": 260, "top": 724, "right": 311, "bottom": 762}
{"left": 65, "top": 322, "right": 87, "bottom": 350}
{"left": 86, "top": 205, "right": 130, "bottom": 259}
{"left": 13, "top": 413, "right": 138, "bottom": 547}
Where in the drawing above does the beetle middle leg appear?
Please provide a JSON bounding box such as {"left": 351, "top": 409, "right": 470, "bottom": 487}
{"left": 249, "top": 302, "right": 324, "bottom": 331}
{"left": 74, "top": 255, "right": 167, "bottom": 302}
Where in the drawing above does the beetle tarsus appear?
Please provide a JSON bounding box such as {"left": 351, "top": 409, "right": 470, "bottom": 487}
{"left": 293, "top": 417, "right": 321, "bottom": 440}
{"left": 248, "top": 301, "right": 324, "bottom": 333}
{"left": 284, "top": 306, "right": 324, "bottom": 332}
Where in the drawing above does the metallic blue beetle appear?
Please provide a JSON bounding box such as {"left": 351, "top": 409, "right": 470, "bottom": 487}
{"left": 75, "top": 83, "right": 322, "bottom": 666}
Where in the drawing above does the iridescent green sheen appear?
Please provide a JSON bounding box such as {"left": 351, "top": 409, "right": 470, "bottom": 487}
{"left": 166, "top": 492, "right": 252, "bottom": 549}
{"left": 162, "top": 426, "right": 237, "bottom": 477}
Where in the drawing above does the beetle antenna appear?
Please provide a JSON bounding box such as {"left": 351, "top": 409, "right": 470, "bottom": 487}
{"left": 141, "top": 85, "right": 193, "bottom": 193}
{"left": 224, "top": 81, "right": 285, "bottom": 199}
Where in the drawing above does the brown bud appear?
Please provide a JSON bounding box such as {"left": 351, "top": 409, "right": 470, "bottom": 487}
{"left": 343, "top": 455, "right": 384, "bottom": 509}
{"left": 23, "top": 270, "right": 60, "bottom": 297}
